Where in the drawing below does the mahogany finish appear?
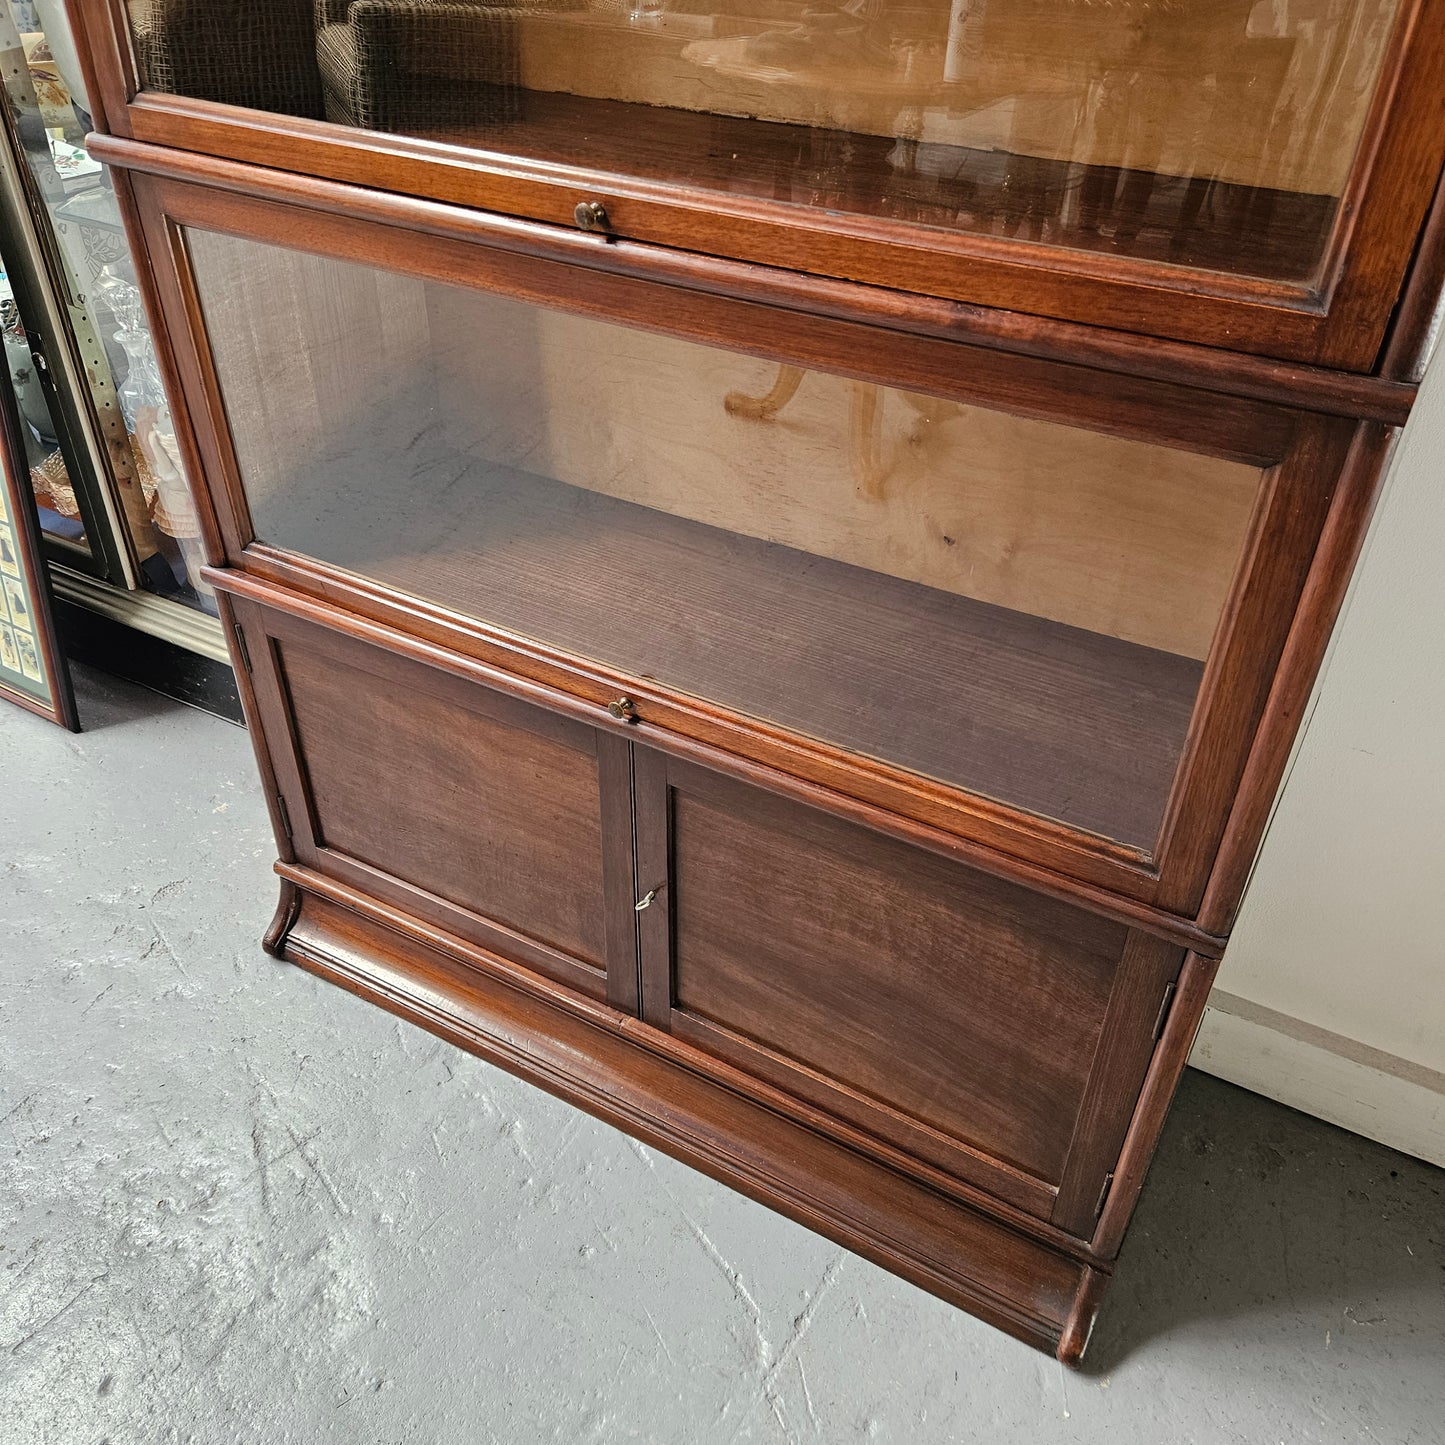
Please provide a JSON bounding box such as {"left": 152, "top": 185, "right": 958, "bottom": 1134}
{"left": 87, "top": 133, "right": 1420, "bottom": 429}
{"left": 75, "top": 0, "right": 1445, "bottom": 1365}
{"left": 103, "top": 163, "right": 1363, "bottom": 914}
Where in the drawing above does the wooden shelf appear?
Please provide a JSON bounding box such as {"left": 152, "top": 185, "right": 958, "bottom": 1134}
{"left": 420, "top": 90, "right": 1338, "bottom": 286}
{"left": 259, "top": 454, "right": 1202, "bottom": 848}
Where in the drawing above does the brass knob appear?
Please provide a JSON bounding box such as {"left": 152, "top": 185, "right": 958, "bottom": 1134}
{"left": 574, "top": 200, "right": 609, "bottom": 233}
{"left": 607, "top": 696, "right": 636, "bottom": 721}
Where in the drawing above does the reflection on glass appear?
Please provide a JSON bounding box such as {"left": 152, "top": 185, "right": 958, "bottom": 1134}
{"left": 0, "top": 268, "right": 86, "bottom": 546}
{"left": 187, "top": 228, "right": 1267, "bottom": 847}
{"left": 0, "top": 0, "right": 215, "bottom": 610}
{"left": 130, "top": 0, "right": 1399, "bottom": 284}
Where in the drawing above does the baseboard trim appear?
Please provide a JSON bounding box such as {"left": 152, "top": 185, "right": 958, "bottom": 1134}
{"left": 1190, "top": 990, "right": 1445, "bottom": 1167}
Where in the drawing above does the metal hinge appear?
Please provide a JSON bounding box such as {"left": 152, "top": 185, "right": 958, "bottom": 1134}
{"left": 1152, "top": 981, "right": 1178, "bottom": 1041}
{"left": 1094, "top": 1170, "right": 1115, "bottom": 1219}
{"left": 275, "top": 793, "right": 293, "bottom": 842}
{"left": 232, "top": 624, "right": 252, "bottom": 673}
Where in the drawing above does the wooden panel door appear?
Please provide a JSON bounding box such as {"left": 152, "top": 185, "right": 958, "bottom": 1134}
{"left": 228, "top": 593, "right": 639, "bottom": 1009}
{"left": 633, "top": 747, "right": 1185, "bottom": 1236}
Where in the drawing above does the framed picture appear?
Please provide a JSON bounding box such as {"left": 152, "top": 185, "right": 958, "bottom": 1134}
{"left": 0, "top": 324, "right": 76, "bottom": 729}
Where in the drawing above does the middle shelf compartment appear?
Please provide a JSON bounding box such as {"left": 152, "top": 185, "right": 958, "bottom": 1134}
{"left": 129, "top": 164, "right": 1358, "bottom": 907}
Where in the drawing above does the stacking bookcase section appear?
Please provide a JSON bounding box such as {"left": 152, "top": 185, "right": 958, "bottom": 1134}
{"left": 72, "top": 0, "right": 1445, "bottom": 364}
{"left": 116, "top": 162, "right": 1361, "bottom": 917}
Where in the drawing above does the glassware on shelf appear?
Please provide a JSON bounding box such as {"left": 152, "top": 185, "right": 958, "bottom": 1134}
{"left": 94, "top": 265, "right": 212, "bottom": 608}
{"left": 0, "top": 267, "right": 85, "bottom": 546}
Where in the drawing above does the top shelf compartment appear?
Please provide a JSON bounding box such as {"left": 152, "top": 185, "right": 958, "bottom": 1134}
{"left": 84, "top": 0, "right": 1445, "bottom": 369}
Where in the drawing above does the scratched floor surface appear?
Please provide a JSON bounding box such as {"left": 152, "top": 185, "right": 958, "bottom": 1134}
{"left": 1, "top": 666, "right": 1442, "bottom": 1445}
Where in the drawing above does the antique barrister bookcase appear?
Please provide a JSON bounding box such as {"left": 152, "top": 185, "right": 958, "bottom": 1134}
{"left": 70, "top": 0, "right": 1445, "bottom": 1359}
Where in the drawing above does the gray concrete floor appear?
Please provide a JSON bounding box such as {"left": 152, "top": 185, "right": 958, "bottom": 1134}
{"left": 1, "top": 665, "right": 1442, "bottom": 1445}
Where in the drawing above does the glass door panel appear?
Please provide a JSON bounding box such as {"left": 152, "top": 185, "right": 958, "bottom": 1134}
{"left": 129, "top": 0, "right": 1401, "bottom": 289}
{"left": 185, "top": 227, "right": 1268, "bottom": 849}
{"left": 0, "top": 0, "right": 216, "bottom": 610}
{"left": 0, "top": 264, "right": 86, "bottom": 548}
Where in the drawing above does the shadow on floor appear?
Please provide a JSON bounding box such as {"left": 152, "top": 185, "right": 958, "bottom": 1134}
{"left": 68, "top": 661, "right": 192, "bottom": 732}
{"left": 1084, "top": 1069, "right": 1445, "bottom": 1373}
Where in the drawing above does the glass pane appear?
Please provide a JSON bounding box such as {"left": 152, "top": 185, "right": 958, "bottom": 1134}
{"left": 132, "top": 0, "right": 1399, "bottom": 287}
{"left": 0, "top": 0, "right": 217, "bottom": 610}
{"left": 187, "top": 228, "right": 1267, "bottom": 847}
{"left": 0, "top": 261, "right": 87, "bottom": 548}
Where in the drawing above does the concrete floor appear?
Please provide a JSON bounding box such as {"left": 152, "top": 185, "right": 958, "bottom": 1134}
{"left": 1, "top": 666, "right": 1442, "bottom": 1445}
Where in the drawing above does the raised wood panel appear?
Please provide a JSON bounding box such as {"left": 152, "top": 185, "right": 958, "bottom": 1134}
{"left": 640, "top": 754, "right": 1168, "bottom": 1198}
{"left": 236, "top": 598, "right": 621, "bottom": 999}
{"left": 284, "top": 640, "right": 609, "bottom": 965}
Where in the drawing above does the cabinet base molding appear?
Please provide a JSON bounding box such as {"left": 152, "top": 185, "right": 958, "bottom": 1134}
{"left": 269, "top": 867, "right": 1112, "bottom": 1363}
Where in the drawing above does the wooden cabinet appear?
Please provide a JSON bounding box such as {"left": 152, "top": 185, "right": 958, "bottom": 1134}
{"left": 69, "top": 0, "right": 1445, "bottom": 1362}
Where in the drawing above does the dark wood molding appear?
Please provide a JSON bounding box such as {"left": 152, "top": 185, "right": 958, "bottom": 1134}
{"left": 268, "top": 864, "right": 1121, "bottom": 1360}
{"left": 1380, "top": 161, "right": 1445, "bottom": 382}
{"left": 274, "top": 858, "right": 1110, "bottom": 1264}
{"left": 92, "top": 133, "right": 1419, "bottom": 426}
{"left": 1310, "top": 0, "right": 1445, "bottom": 369}
{"left": 1092, "top": 951, "right": 1223, "bottom": 1258}
{"left": 1197, "top": 422, "right": 1401, "bottom": 934}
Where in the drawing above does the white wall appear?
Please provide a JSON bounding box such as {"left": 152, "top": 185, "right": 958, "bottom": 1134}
{"left": 1190, "top": 351, "right": 1445, "bottom": 1165}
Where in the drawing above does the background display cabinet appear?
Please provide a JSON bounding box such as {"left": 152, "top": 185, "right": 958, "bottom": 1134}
{"left": 0, "top": 0, "right": 232, "bottom": 709}
{"left": 69, "top": 0, "right": 1445, "bottom": 1359}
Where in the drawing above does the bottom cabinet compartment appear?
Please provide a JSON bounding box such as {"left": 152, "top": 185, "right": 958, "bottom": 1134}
{"left": 223, "top": 582, "right": 1204, "bottom": 1352}
{"left": 634, "top": 751, "right": 1184, "bottom": 1232}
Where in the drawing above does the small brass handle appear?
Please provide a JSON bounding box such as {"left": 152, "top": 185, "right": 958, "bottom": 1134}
{"left": 574, "top": 200, "right": 609, "bottom": 233}
{"left": 607, "top": 696, "right": 636, "bottom": 721}
{"left": 634, "top": 889, "right": 658, "bottom": 912}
